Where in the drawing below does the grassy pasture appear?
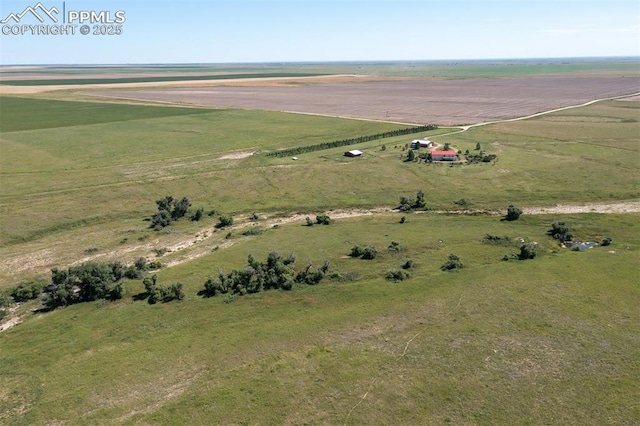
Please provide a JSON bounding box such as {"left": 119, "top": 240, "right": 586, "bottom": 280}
{"left": 0, "top": 96, "right": 213, "bottom": 132}
{"left": 1, "top": 62, "right": 639, "bottom": 424}
{"left": 1, "top": 213, "right": 638, "bottom": 424}
{"left": 1, "top": 97, "right": 638, "bottom": 285}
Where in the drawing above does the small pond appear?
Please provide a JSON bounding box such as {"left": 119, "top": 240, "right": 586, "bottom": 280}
{"left": 568, "top": 241, "right": 599, "bottom": 251}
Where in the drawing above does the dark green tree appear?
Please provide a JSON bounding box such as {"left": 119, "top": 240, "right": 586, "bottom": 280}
{"left": 505, "top": 205, "right": 523, "bottom": 221}
{"left": 405, "top": 149, "right": 416, "bottom": 162}
{"left": 413, "top": 190, "right": 426, "bottom": 209}
{"left": 548, "top": 221, "right": 573, "bottom": 242}
{"left": 171, "top": 197, "right": 191, "bottom": 220}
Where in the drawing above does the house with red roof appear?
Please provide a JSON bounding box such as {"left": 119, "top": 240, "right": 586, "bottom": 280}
{"left": 430, "top": 150, "right": 457, "bottom": 161}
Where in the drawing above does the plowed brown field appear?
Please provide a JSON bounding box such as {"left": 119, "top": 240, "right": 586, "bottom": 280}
{"left": 89, "top": 76, "right": 639, "bottom": 125}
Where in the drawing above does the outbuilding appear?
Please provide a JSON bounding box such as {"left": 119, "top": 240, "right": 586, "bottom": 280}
{"left": 344, "top": 150, "right": 363, "bottom": 157}
{"left": 431, "top": 150, "right": 457, "bottom": 161}
{"left": 410, "top": 139, "right": 434, "bottom": 149}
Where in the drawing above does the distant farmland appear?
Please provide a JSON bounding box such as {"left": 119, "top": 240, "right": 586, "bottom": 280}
{"left": 0, "top": 72, "right": 329, "bottom": 86}
{"left": 90, "top": 76, "right": 640, "bottom": 125}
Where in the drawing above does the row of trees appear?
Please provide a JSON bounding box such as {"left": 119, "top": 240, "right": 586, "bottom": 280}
{"left": 201, "top": 252, "right": 329, "bottom": 297}
{"left": 266, "top": 125, "right": 438, "bottom": 158}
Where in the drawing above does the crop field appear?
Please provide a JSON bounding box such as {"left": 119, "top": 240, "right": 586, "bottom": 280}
{"left": 0, "top": 72, "right": 329, "bottom": 86}
{"left": 1, "top": 60, "right": 639, "bottom": 424}
{"left": 90, "top": 76, "right": 640, "bottom": 125}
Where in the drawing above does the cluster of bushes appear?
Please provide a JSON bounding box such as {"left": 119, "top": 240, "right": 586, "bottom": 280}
{"left": 43, "top": 262, "right": 127, "bottom": 308}
{"left": 201, "top": 252, "right": 329, "bottom": 298}
{"left": 266, "top": 125, "right": 438, "bottom": 158}
{"left": 305, "top": 215, "right": 331, "bottom": 226}
{"left": 398, "top": 190, "right": 427, "bottom": 212}
{"left": 42, "top": 257, "right": 159, "bottom": 308}
{"left": 465, "top": 153, "right": 498, "bottom": 163}
{"left": 150, "top": 195, "right": 192, "bottom": 229}
{"left": 142, "top": 275, "right": 184, "bottom": 304}
{"left": 349, "top": 245, "right": 378, "bottom": 260}
{"left": 386, "top": 259, "right": 414, "bottom": 282}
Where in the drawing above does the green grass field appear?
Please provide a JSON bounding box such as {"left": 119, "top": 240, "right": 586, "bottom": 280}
{"left": 1, "top": 213, "right": 638, "bottom": 424}
{"left": 1, "top": 62, "right": 639, "bottom": 424}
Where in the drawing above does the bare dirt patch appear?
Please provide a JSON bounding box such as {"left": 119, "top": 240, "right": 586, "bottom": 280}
{"left": 88, "top": 76, "right": 640, "bottom": 125}
{"left": 218, "top": 151, "right": 255, "bottom": 160}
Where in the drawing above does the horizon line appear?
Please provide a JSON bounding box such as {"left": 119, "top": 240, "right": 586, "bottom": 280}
{"left": 1, "top": 55, "right": 639, "bottom": 68}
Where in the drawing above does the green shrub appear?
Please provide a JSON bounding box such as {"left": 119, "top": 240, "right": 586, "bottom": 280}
{"left": 242, "top": 227, "right": 264, "bottom": 236}
{"left": 349, "top": 245, "right": 365, "bottom": 258}
{"left": 216, "top": 215, "right": 234, "bottom": 228}
{"left": 361, "top": 246, "right": 378, "bottom": 260}
{"left": 315, "top": 215, "right": 331, "bottom": 225}
{"left": 143, "top": 275, "right": 183, "bottom": 304}
{"left": 386, "top": 268, "right": 410, "bottom": 282}
{"left": 441, "top": 254, "right": 464, "bottom": 271}
{"left": 0, "top": 289, "right": 12, "bottom": 308}
{"left": 11, "top": 278, "right": 46, "bottom": 302}
{"left": 482, "top": 234, "right": 513, "bottom": 245}
{"left": 148, "top": 261, "right": 162, "bottom": 270}
{"left": 387, "top": 241, "right": 404, "bottom": 253}
{"left": 518, "top": 242, "right": 538, "bottom": 260}
{"left": 190, "top": 207, "right": 204, "bottom": 221}
{"left": 329, "top": 271, "right": 360, "bottom": 282}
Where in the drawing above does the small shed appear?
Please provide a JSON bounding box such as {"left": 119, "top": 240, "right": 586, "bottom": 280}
{"left": 344, "top": 150, "right": 363, "bottom": 157}
{"left": 431, "top": 150, "right": 457, "bottom": 161}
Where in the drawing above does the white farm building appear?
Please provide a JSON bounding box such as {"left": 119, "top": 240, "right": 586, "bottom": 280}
{"left": 410, "top": 139, "right": 434, "bottom": 149}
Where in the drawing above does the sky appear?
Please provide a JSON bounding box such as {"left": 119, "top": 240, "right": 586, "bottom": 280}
{"left": 0, "top": 0, "right": 638, "bottom": 65}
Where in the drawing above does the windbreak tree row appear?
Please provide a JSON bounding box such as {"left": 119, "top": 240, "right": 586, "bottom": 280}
{"left": 266, "top": 125, "right": 438, "bottom": 158}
